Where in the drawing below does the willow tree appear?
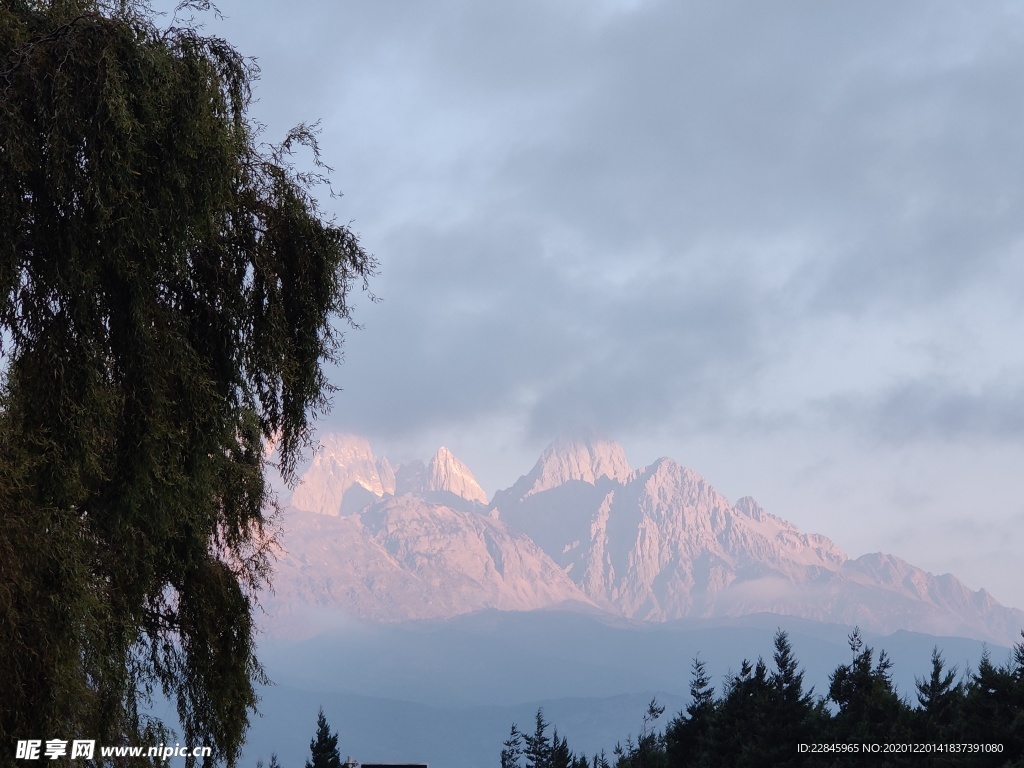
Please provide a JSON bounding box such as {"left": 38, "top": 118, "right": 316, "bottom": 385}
{"left": 0, "top": 1, "right": 374, "bottom": 763}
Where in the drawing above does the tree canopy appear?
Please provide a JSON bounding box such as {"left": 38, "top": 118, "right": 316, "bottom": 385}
{"left": 0, "top": 0, "right": 374, "bottom": 763}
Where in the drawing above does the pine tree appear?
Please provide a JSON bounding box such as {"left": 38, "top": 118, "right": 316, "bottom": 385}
{"left": 550, "top": 728, "right": 572, "bottom": 768}
{"left": 827, "top": 628, "right": 912, "bottom": 749}
{"left": 613, "top": 736, "right": 635, "bottom": 768}
{"left": 961, "top": 648, "right": 1021, "bottom": 765}
{"left": 636, "top": 698, "right": 665, "bottom": 768}
{"left": 665, "top": 657, "right": 716, "bottom": 766}
{"left": 502, "top": 723, "right": 524, "bottom": 768}
{"left": 523, "top": 709, "right": 552, "bottom": 768}
{"left": 716, "top": 658, "right": 772, "bottom": 767}
{"left": 306, "top": 709, "right": 343, "bottom": 768}
{"left": 765, "top": 630, "right": 820, "bottom": 767}
{"left": 1011, "top": 633, "right": 1024, "bottom": 765}
{"left": 914, "top": 647, "right": 963, "bottom": 741}
{"left": 770, "top": 631, "right": 814, "bottom": 710}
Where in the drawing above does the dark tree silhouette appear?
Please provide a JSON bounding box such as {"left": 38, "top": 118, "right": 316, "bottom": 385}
{"left": 828, "top": 628, "right": 911, "bottom": 748}
{"left": 306, "top": 709, "right": 343, "bottom": 768}
{"left": 914, "top": 647, "right": 964, "bottom": 741}
{"left": 0, "top": 0, "right": 374, "bottom": 761}
{"left": 665, "top": 657, "right": 716, "bottom": 766}
{"left": 502, "top": 723, "right": 524, "bottom": 768}
{"left": 500, "top": 630, "right": 1024, "bottom": 768}
{"left": 523, "top": 709, "right": 552, "bottom": 768}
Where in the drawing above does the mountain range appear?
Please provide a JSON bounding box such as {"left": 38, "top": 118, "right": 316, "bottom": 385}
{"left": 266, "top": 432, "right": 1023, "bottom": 645}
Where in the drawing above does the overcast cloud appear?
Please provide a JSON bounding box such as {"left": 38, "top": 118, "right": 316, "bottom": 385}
{"left": 168, "top": 0, "right": 1024, "bottom": 609}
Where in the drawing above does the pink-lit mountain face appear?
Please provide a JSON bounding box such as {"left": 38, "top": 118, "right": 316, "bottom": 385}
{"left": 289, "top": 434, "right": 487, "bottom": 515}
{"left": 266, "top": 435, "right": 593, "bottom": 635}
{"left": 266, "top": 433, "right": 1024, "bottom": 644}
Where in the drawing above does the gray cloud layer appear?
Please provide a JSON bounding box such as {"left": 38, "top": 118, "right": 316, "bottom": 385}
{"left": 156, "top": 0, "right": 1024, "bottom": 606}
{"left": 277, "top": 0, "right": 1024, "bottom": 445}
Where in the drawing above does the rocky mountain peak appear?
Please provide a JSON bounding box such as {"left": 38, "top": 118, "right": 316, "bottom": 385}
{"left": 427, "top": 446, "right": 488, "bottom": 504}
{"left": 733, "top": 496, "right": 765, "bottom": 520}
{"left": 289, "top": 433, "right": 489, "bottom": 512}
{"left": 513, "top": 432, "right": 633, "bottom": 499}
{"left": 290, "top": 433, "right": 395, "bottom": 516}
{"left": 317, "top": 433, "right": 375, "bottom": 465}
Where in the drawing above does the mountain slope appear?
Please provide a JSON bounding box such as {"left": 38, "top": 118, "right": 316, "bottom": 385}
{"left": 265, "top": 497, "right": 594, "bottom": 632}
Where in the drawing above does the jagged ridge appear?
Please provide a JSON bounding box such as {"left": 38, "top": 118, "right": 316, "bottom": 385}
{"left": 273, "top": 431, "right": 1024, "bottom": 644}
{"left": 289, "top": 436, "right": 489, "bottom": 515}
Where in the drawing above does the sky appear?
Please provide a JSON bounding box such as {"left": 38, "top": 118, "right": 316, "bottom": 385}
{"left": 162, "top": 0, "right": 1024, "bottom": 609}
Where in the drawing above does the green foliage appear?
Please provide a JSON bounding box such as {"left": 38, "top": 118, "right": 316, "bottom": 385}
{"left": 0, "top": 0, "right": 374, "bottom": 763}
{"left": 306, "top": 709, "right": 343, "bottom": 768}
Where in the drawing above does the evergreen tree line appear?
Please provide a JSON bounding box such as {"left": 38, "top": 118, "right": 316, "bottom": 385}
{"left": 500, "top": 629, "right": 1024, "bottom": 768}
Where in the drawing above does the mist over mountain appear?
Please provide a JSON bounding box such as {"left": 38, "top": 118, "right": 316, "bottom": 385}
{"left": 271, "top": 432, "right": 1023, "bottom": 645}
